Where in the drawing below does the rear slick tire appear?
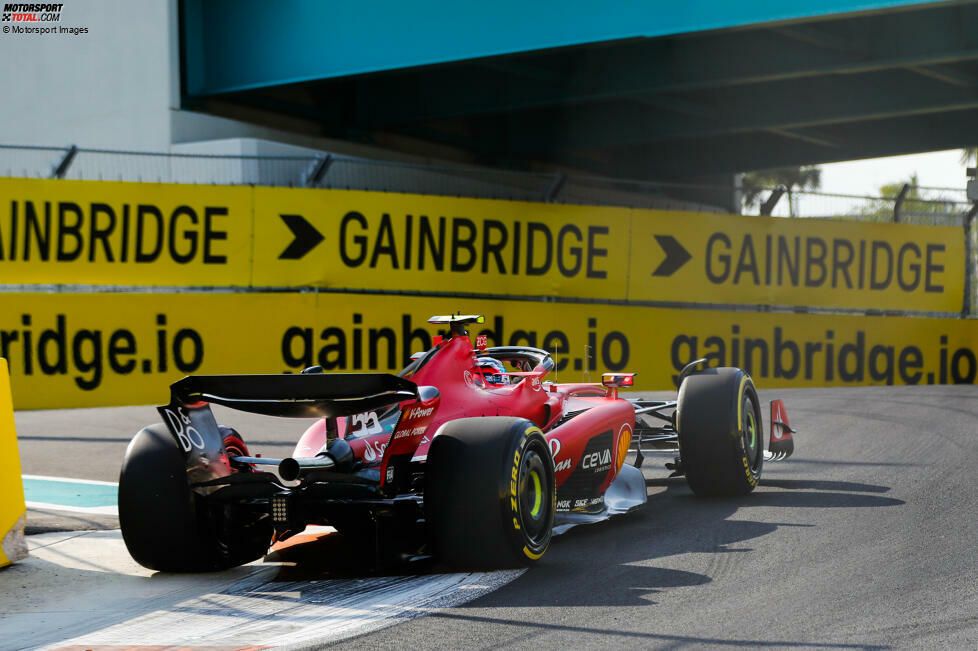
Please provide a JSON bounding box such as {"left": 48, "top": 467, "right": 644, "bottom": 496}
{"left": 426, "top": 417, "right": 555, "bottom": 569}
{"left": 677, "top": 367, "right": 763, "bottom": 497}
{"left": 118, "top": 424, "right": 271, "bottom": 572}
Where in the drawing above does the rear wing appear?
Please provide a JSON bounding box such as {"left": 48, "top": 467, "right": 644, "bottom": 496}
{"left": 168, "top": 373, "right": 418, "bottom": 418}
{"left": 158, "top": 373, "right": 419, "bottom": 487}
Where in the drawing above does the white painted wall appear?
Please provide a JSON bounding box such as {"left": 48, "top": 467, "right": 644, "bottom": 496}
{"left": 0, "top": 0, "right": 174, "bottom": 150}
{"left": 0, "top": 0, "right": 351, "bottom": 154}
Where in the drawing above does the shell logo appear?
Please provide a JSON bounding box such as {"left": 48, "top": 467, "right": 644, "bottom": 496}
{"left": 615, "top": 423, "right": 632, "bottom": 474}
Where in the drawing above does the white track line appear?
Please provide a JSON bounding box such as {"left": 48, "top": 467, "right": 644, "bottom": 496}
{"left": 16, "top": 530, "right": 523, "bottom": 650}
{"left": 22, "top": 474, "right": 119, "bottom": 486}
{"left": 25, "top": 501, "right": 118, "bottom": 516}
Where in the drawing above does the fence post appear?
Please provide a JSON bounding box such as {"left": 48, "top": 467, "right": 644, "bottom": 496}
{"left": 50, "top": 144, "right": 78, "bottom": 179}
{"left": 543, "top": 172, "right": 566, "bottom": 203}
{"left": 965, "top": 204, "right": 978, "bottom": 317}
{"left": 893, "top": 183, "right": 911, "bottom": 223}
{"left": 303, "top": 154, "right": 333, "bottom": 188}
{"left": 760, "top": 185, "right": 786, "bottom": 216}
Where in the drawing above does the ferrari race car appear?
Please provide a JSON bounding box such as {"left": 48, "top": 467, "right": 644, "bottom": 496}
{"left": 119, "top": 314, "right": 795, "bottom": 572}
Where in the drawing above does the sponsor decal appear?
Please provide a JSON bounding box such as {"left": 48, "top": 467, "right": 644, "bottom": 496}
{"left": 350, "top": 411, "right": 383, "bottom": 436}
{"left": 581, "top": 448, "right": 612, "bottom": 473}
{"left": 361, "top": 438, "right": 387, "bottom": 462}
{"left": 572, "top": 497, "right": 604, "bottom": 509}
{"left": 549, "top": 438, "right": 561, "bottom": 457}
{"left": 393, "top": 425, "right": 426, "bottom": 440}
{"left": 556, "top": 497, "right": 602, "bottom": 512}
{"left": 771, "top": 400, "right": 792, "bottom": 441}
{"left": 616, "top": 422, "right": 632, "bottom": 473}
{"left": 405, "top": 405, "right": 434, "bottom": 421}
{"left": 549, "top": 437, "right": 572, "bottom": 471}
{"left": 161, "top": 407, "right": 205, "bottom": 452}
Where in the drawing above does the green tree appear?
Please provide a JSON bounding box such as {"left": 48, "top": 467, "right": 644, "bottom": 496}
{"left": 962, "top": 147, "right": 977, "bottom": 167}
{"left": 849, "top": 174, "right": 955, "bottom": 224}
{"left": 741, "top": 165, "right": 822, "bottom": 217}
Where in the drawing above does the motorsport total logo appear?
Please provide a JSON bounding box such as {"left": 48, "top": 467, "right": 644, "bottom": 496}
{"left": 1, "top": 3, "right": 63, "bottom": 21}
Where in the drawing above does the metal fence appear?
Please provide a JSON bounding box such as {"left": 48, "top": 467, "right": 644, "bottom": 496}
{"left": 1, "top": 143, "right": 976, "bottom": 313}
{"left": 0, "top": 144, "right": 727, "bottom": 214}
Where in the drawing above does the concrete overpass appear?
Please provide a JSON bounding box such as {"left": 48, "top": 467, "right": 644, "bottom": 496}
{"left": 181, "top": 0, "right": 978, "bottom": 184}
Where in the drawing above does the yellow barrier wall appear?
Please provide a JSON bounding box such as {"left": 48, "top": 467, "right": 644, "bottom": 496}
{"left": 629, "top": 210, "right": 964, "bottom": 312}
{"left": 0, "top": 178, "right": 253, "bottom": 286}
{"left": 253, "top": 188, "right": 634, "bottom": 300}
{"left": 0, "top": 359, "right": 27, "bottom": 566}
{"left": 0, "top": 178, "right": 965, "bottom": 312}
{"left": 1, "top": 293, "right": 975, "bottom": 409}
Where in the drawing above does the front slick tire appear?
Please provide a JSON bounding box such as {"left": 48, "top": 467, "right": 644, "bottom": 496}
{"left": 678, "top": 367, "right": 764, "bottom": 497}
{"left": 426, "top": 417, "right": 555, "bottom": 569}
{"left": 118, "top": 424, "right": 271, "bottom": 572}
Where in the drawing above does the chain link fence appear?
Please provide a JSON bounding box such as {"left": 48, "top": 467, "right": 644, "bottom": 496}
{"left": 1, "top": 143, "right": 975, "bottom": 313}
{"left": 0, "top": 144, "right": 725, "bottom": 213}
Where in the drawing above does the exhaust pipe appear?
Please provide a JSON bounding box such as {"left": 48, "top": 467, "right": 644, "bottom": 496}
{"left": 229, "top": 439, "right": 353, "bottom": 481}
{"left": 278, "top": 455, "right": 335, "bottom": 481}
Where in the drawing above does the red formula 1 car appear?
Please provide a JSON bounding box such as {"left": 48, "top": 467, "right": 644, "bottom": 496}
{"left": 119, "top": 314, "right": 795, "bottom": 572}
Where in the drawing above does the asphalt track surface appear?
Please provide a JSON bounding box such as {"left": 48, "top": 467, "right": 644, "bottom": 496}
{"left": 12, "top": 384, "right": 978, "bottom": 649}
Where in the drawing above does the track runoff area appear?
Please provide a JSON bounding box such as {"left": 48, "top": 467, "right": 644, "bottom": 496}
{"left": 3, "top": 179, "right": 978, "bottom": 648}
{"left": 9, "top": 385, "right": 978, "bottom": 648}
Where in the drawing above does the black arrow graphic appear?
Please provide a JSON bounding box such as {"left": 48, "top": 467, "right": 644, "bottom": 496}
{"left": 651, "top": 234, "right": 691, "bottom": 277}
{"left": 278, "top": 214, "right": 324, "bottom": 260}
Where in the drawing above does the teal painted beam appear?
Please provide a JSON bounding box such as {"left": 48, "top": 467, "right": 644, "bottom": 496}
{"left": 352, "top": 3, "right": 978, "bottom": 127}
{"left": 610, "top": 107, "right": 978, "bottom": 176}
{"left": 497, "top": 68, "right": 978, "bottom": 153}
{"left": 182, "top": 0, "right": 945, "bottom": 96}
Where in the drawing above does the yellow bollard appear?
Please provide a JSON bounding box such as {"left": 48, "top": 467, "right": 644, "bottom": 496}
{"left": 0, "top": 359, "right": 27, "bottom": 566}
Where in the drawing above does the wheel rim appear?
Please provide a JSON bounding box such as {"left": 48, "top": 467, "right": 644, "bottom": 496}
{"left": 223, "top": 435, "right": 254, "bottom": 473}
{"left": 518, "top": 447, "right": 550, "bottom": 545}
{"left": 742, "top": 396, "right": 761, "bottom": 471}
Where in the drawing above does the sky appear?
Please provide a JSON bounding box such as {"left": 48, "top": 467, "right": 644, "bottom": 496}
{"left": 817, "top": 149, "right": 972, "bottom": 195}
{"left": 782, "top": 148, "right": 974, "bottom": 218}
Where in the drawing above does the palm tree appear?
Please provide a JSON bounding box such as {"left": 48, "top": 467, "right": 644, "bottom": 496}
{"left": 961, "top": 147, "right": 977, "bottom": 168}
{"left": 741, "top": 165, "right": 822, "bottom": 217}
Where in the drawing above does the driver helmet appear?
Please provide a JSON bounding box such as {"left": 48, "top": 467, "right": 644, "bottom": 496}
{"left": 477, "top": 357, "right": 509, "bottom": 386}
